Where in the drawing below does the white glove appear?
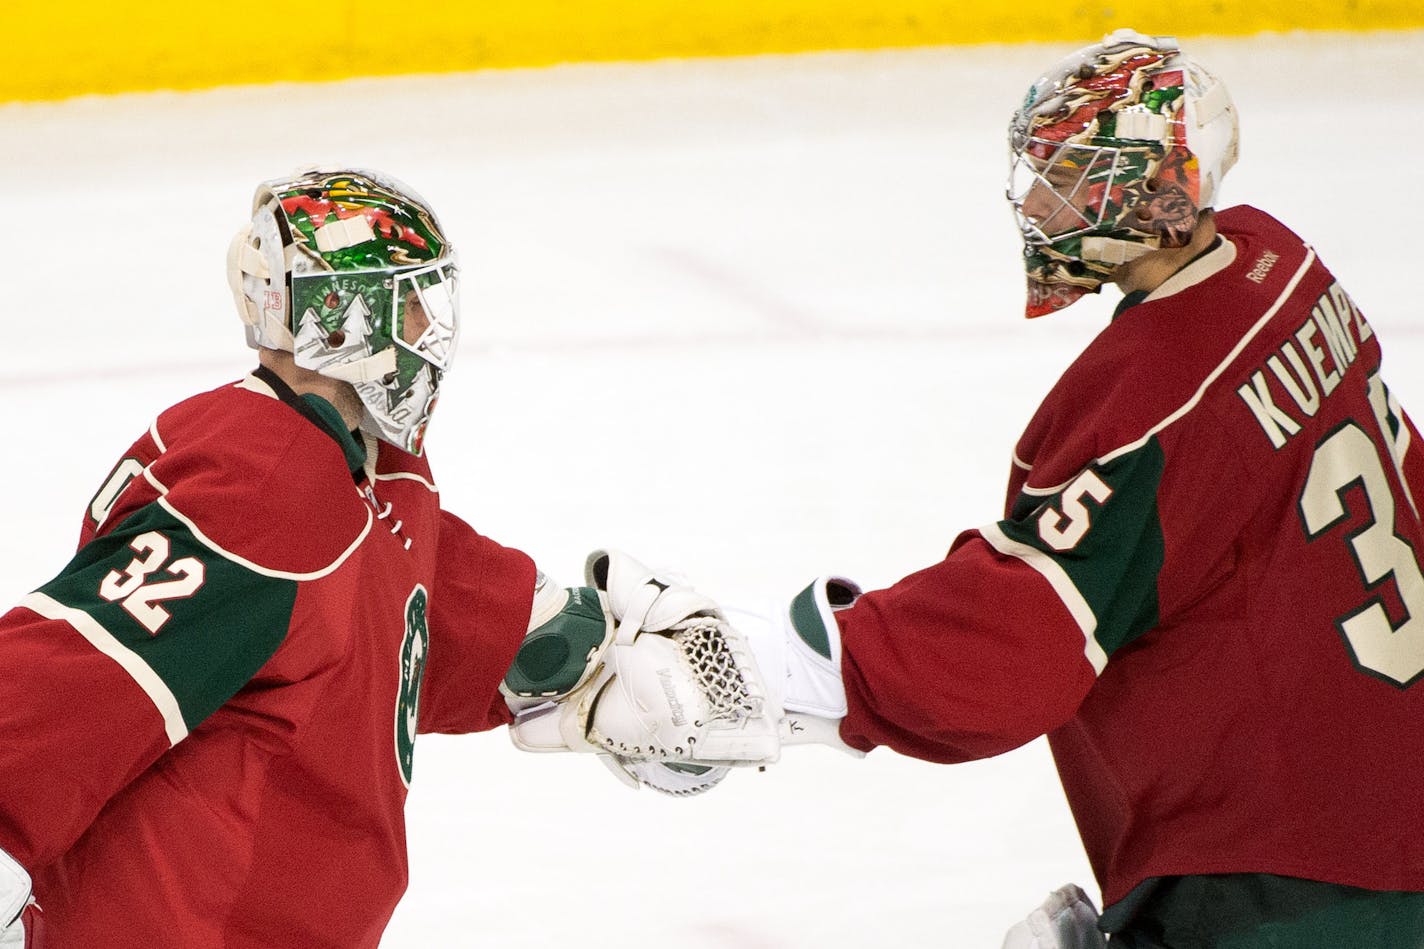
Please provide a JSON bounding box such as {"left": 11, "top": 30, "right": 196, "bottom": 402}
{"left": 1001, "top": 884, "right": 1106, "bottom": 949}
{"left": 502, "top": 550, "right": 780, "bottom": 791}
{"left": 601, "top": 573, "right": 868, "bottom": 791}
{"left": 0, "top": 846, "right": 30, "bottom": 947}
{"left": 731, "top": 575, "right": 865, "bottom": 756}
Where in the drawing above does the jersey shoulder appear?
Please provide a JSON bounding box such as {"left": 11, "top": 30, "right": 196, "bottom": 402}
{"left": 1215, "top": 204, "right": 1308, "bottom": 247}
{"left": 106, "top": 380, "right": 372, "bottom": 577}
{"left": 1014, "top": 207, "right": 1322, "bottom": 491}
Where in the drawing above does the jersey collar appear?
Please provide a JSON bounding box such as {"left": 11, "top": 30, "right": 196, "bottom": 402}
{"left": 247, "top": 365, "right": 368, "bottom": 476}
{"left": 1113, "top": 235, "right": 1236, "bottom": 320}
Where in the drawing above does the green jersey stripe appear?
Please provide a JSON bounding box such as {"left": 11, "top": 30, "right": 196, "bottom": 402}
{"left": 36, "top": 503, "right": 300, "bottom": 732}
{"left": 1001, "top": 438, "right": 1167, "bottom": 660}
{"left": 21, "top": 590, "right": 189, "bottom": 745}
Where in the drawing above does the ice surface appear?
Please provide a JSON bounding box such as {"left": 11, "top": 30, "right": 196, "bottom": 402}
{"left": 2, "top": 29, "right": 1421, "bottom": 947}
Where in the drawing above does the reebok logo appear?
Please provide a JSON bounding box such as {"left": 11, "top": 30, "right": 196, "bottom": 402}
{"left": 1246, "top": 250, "right": 1280, "bottom": 284}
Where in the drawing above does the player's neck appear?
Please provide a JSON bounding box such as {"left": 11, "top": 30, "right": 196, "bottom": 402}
{"left": 256, "top": 348, "right": 364, "bottom": 431}
{"left": 1113, "top": 211, "right": 1219, "bottom": 297}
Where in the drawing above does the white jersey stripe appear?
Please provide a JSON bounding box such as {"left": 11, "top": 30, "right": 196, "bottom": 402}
{"left": 980, "top": 523, "right": 1109, "bottom": 675}
{"left": 148, "top": 418, "right": 167, "bottom": 454}
{"left": 235, "top": 374, "right": 279, "bottom": 399}
{"left": 374, "top": 471, "right": 439, "bottom": 492}
{"left": 138, "top": 466, "right": 371, "bottom": 581}
{"left": 20, "top": 592, "right": 189, "bottom": 746}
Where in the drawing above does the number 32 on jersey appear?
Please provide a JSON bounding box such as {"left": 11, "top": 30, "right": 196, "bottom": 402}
{"left": 98, "top": 531, "right": 207, "bottom": 635}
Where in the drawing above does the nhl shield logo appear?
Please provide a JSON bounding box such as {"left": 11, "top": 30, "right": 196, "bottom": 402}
{"left": 395, "top": 585, "right": 430, "bottom": 787}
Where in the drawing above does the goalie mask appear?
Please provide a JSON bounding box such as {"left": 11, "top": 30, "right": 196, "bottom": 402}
{"left": 1007, "top": 29, "right": 1239, "bottom": 317}
{"left": 227, "top": 168, "right": 459, "bottom": 454}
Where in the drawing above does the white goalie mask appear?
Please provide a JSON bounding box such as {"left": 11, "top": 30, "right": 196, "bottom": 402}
{"left": 1007, "top": 29, "right": 1240, "bottom": 317}
{"left": 227, "top": 168, "right": 459, "bottom": 454}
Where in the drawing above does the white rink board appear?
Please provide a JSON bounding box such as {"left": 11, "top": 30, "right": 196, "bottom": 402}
{"left": 2, "top": 31, "right": 1421, "bottom": 947}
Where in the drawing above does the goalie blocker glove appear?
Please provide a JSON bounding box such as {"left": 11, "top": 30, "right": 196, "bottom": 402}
{"left": 501, "top": 550, "right": 780, "bottom": 795}
{"left": 0, "top": 845, "right": 31, "bottom": 947}
{"left": 730, "top": 575, "right": 866, "bottom": 757}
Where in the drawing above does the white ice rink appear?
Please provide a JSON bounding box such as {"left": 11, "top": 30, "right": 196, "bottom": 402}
{"left": 3, "top": 29, "right": 1422, "bottom": 947}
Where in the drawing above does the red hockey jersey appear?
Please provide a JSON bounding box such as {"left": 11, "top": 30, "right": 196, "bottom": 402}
{"left": 0, "top": 370, "right": 535, "bottom": 947}
{"left": 838, "top": 206, "right": 1424, "bottom": 908}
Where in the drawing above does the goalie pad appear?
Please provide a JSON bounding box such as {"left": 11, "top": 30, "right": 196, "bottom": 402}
{"left": 0, "top": 845, "right": 30, "bottom": 943}
{"left": 506, "top": 550, "right": 780, "bottom": 770}
{"left": 1001, "top": 884, "right": 1106, "bottom": 949}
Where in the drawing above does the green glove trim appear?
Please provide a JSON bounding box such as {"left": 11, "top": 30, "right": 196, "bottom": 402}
{"left": 504, "top": 587, "right": 608, "bottom": 698}
{"left": 789, "top": 581, "right": 833, "bottom": 660}
{"left": 660, "top": 762, "right": 717, "bottom": 776}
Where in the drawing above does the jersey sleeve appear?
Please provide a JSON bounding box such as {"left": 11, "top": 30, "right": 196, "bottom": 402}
{"left": 0, "top": 501, "right": 301, "bottom": 871}
{"left": 837, "top": 534, "right": 1099, "bottom": 762}
{"left": 839, "top": 429, "right": 1228, "bottom": 762}
{"left": 418, "top": 510, "right": 536, "bottom": 735}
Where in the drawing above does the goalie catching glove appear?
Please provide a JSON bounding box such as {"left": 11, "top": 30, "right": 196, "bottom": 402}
{"left": 501, "top": 550, "right": 780, "bottom": 793}
{"left": 501, "top": 553, "right": 866, "bottom": 794}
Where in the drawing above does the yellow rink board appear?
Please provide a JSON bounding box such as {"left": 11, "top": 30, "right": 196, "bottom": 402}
{"left": 6, "top": 1, "right": 1423, "bottom": 102}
